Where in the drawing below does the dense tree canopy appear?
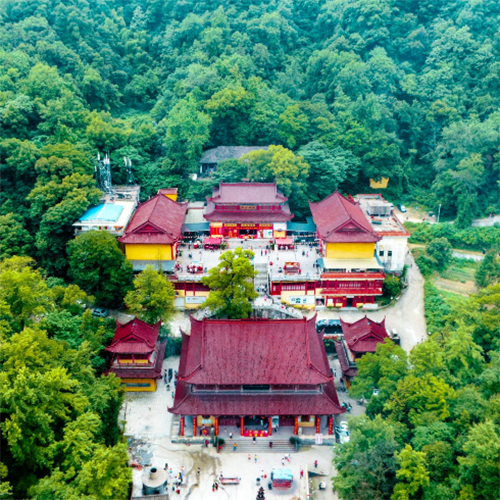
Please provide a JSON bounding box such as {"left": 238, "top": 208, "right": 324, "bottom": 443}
{"left": 0, "top": 0, "right": 498, "bottom": 223}
{"left": 0, "top": 257, "right": 128, "bottom": 499}
{"left": 337, "top": 282, "right": 500, "bottom": 500}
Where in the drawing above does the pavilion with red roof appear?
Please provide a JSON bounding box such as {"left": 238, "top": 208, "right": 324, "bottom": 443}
{"left": 334, "top": 316, "right": 389, "bottom": 387}
{"left": 106, "top": 318, "right": 165, "bottom": 391}
{"left": 204, "top": 183, "right": 294, "bottom": 239}
{"left": 119, "top": 193, "right": 188, "bottom": 272}
{"left": 169, "top": 315, "right": 343, "bottom": 438}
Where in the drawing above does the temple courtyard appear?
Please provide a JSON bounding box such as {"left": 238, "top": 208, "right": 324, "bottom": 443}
{"left": 123, "top": 355, "right": 361, "bottom": 500}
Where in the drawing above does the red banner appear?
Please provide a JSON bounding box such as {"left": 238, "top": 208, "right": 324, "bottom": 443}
{"left": 180, "top": 417, "right": 185, "bottom": 437}
{"left": 193, "top": 417, "right": 197, "bottom": 437}
{"left": 268, "top": 417, "right": 272, "bottom": 436}
{"left": 240, "top": 417, "right": 245, "bottom": 436}
{"left": 214, "top": 417, "right": 219, "bottom": 436}
{"left": 316, "top": 416, "right": 321, "bottom": 433}
{"left": 328, "top": 416, "right": 333, "bottom": 435}
{"left": 294, "top": 417, "right": 299, "bottom": 435}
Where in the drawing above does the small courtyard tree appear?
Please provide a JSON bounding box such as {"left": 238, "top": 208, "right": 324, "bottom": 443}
{"left": 201, "top": 247, "right": 258, "bottom": 319}
{"left": 124, "top": 265, "right": 176, "bottom": 324}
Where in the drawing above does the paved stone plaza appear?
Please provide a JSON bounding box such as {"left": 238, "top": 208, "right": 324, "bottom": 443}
{"left": 123, "top": 353, "right": 360, "bottom": 499}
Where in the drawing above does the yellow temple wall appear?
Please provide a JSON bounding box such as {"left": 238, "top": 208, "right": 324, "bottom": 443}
{"left": 325, "top": 242, "right": 375, "bottom": 259}
{"left": 125, "top": 243, "right": 173, "bottom": 261}
{"left": 120, "top": 378, "right": 157, "bottom": 392}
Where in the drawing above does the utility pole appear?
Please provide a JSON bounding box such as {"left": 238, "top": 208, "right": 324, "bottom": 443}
{"left": 437, "top": 203, "right": 441, "bottom": 224}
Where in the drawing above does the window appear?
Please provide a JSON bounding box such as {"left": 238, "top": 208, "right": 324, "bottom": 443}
{"left": 379, "top": 250, "right": 385, "bottom": 256}
{"left": 242, "top": 385, "right": 270, "bottom": 391}
{"left": 388, "top": 251, "right": 393, "bottom": 257}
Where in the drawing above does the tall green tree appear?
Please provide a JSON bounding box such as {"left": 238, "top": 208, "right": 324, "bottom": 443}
{"left": 124, "top": 265, "right": 175, "bottom": 324}
{"left": 475, "top": 251, "right": 500, "bottom": 288}
{"left": 392, "top": 445, "right": 430, "bottom": 500}
{"left": 333, "top": 415, "right": 400, "bottom": 500}
{"left": 201, "top": 247, "right": 257, "bottom": 319}
{"left": 164, "top": 95, "right": 212, "bottom": 178}
{"left": 67, "top": 231, "right": 133, "bottom": 307}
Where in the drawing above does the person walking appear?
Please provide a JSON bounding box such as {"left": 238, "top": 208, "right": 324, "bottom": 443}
{"left": 300, "top": 469, "right": 304, "bottom": 478}
{"left": 248, "top": 453, "right": 251, "bottom": 460}
{"left": 229, "top": 432, "right": 233, "bottom": 439}
{"left": 314, "top": 460, "right": 318, "bottom": 468}
{"left": 233, "top": 443, "right": 237, "bottom": 451}
{"left": 254, "top": 454, "right": 258, "bottom": 463}
{"left": 197, "top": 467, "right": 201, "bottom": 475}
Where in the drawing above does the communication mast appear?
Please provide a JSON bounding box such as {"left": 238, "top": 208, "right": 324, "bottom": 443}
{"left": 124, "top": 156, "right": 135, "bottom": 186}
{"left": 95, "top": 152, "right": 113, "bottom": 194}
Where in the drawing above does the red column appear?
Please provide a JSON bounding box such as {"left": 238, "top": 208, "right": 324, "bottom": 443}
{"left": 316, "top": 416, "right": 321, "bottom": 433}
{"left": 328, "top": 416, "right": 333, "bottom": 435}
{"left": 180, "top": 417, "right": 185, "bottom": 437}
{"left": 214, "top": 417, "right": 219, "bottom": 436}
{"left": 240, "top": 417, "right": 245, "bottom": 436}
{"left": 268, "top": 417, "right": 272, "bottom": 436}
{"left": 193, "top": 417, "right": 197, "bottom": 437}
{"left": 294, "top": 417, "right": 299, "bottom": 435}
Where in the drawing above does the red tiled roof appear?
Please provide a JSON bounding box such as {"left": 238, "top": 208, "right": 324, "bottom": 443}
{"left": 178, "top": 316, "right": 333, "bottom": 385}
{"left": 204, "top": 204, "right": 294, "bottom": 223}
{"left": 158, "top": 188, "right": 178, "bottom": 195}
{"left": 340, "top": 316, "right": 389, "bottom": 354}
{"left": 209, "top": 183, "right": 288, "bottom": 204}
{"left": 118, "top": 194, "right": 188, "bottom": 245}
{"left": 106, "top": 318, "right": 161, "bottom": 354}
{"left": 169, "top": 379, "right": 344, "bottom": 416}
{"left": 333, "top": 340, "right": 358, "bottom": 378}
{"left": 107, "top": 340, "right": 166, "bottom": 379}
{"left": 309, "top": 191, "right": 380, "bottom": 244}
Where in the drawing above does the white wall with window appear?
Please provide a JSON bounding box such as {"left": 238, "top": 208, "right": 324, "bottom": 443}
{"left": 376, "top": 236, "right": 408, "bottom": 272}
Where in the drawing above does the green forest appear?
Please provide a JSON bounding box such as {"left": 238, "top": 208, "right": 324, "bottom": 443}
{"left": 1, "top": 0, "right": 499, "bottom": 498}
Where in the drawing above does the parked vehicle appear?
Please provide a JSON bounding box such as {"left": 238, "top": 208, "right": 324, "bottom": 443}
{"left": 389, "top": 328, "right": 401, "bottom": 345}
{"left": 397, "top": 204, "right": 407, "bottom": 213}
{"left": 316, "top": 319, "right": 342, "bottom": 334}
{"left": 373, "top": 388, "right": 380, "bottom": 396}
{"left": 335, "top": 421, "right": 350, "bottom": 443}
{"left": 91, "top": 308, "right": 108, "bottom": 318}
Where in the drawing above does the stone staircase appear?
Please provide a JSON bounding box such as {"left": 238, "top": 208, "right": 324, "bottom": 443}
{"left": 220, "top": 437, "right": 297, "bottom": 454}
{"left": 253, "top": 262, "right": 269, "bottom": 295}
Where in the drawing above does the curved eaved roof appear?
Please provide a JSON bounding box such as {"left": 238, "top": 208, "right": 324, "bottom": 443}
{"left": 119, "top": 194, "right": 188, "bottom": 245}
{"left": 309, "top": 191, "right": 380, "bottom": 244}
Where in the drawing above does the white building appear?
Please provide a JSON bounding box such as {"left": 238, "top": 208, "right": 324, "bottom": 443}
{"left": 356, "top": 194, "right": 410, "bottom": 273}
{"left": 73, "top": 186, "right": 140, "bottom": 237}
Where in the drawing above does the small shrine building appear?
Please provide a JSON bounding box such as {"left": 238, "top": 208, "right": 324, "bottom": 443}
{"left": 334, "top": 316, "right": 389, "bottom": 387}
{"left": 106, "top": 318, "right": 165, "bottom": 391}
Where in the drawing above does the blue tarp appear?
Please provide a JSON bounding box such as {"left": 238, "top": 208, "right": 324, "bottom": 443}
{"left": 182, "top": 222, "right": 210, "bottom": 232}
{"left": 79, "top": 204, "right": 123, "bottom": 222}
{"left": 273, "top": 468, "right": 293, "bottom": 480}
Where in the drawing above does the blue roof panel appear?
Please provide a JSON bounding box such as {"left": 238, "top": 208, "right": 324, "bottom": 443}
{"left": 79, "top": 204, "right": 123, "bottom": 222}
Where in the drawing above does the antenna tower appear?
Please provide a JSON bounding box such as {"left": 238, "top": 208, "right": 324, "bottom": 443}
{"left": 124, "top": 156, "right": 135, "bottom": 185}
{"left": 95, "top": 153, "right": 113, "bottom": 194}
